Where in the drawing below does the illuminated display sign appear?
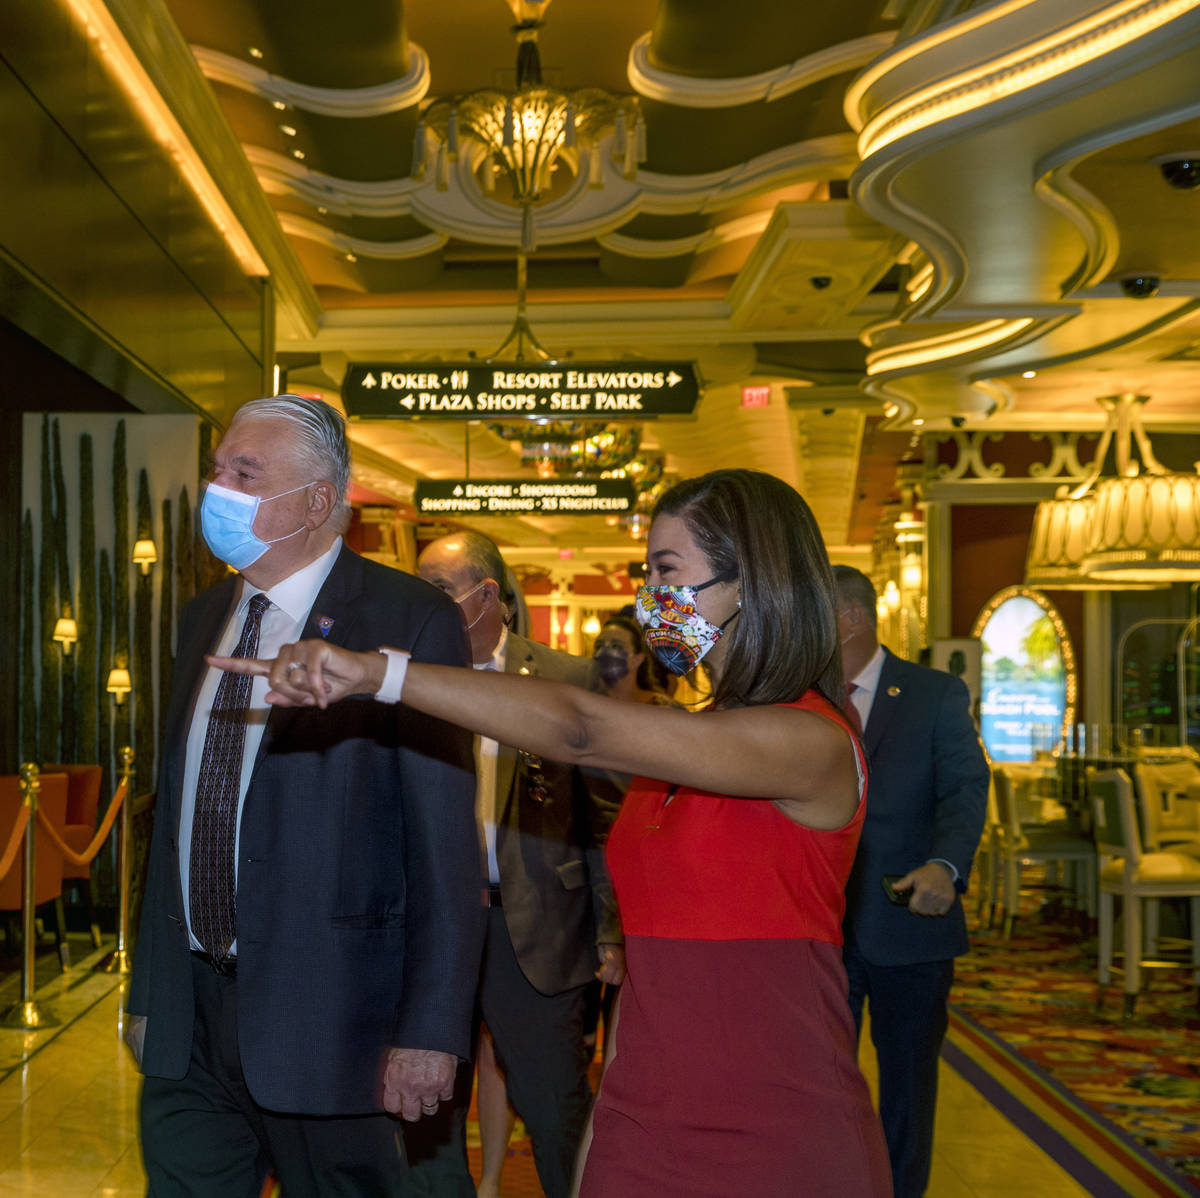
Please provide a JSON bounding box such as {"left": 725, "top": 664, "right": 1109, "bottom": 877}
{"left": 972, "top": 586, "right": 1076, "bottom": 762}
{"left": 414, "top": 478, "right": 636, "bottom": 516}
{"left": 342, "top": 363, "right": 700, "bottom": 419}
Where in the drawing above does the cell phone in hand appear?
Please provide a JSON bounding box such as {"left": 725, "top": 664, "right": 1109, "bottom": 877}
{"left": 881, "top": 874, "right": 912, "bottom": 907}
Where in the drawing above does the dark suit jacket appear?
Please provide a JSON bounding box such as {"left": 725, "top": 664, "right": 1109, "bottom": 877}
{"left": 492, "top": 632, "right": 622, "bottom": 996}
{"left": 128, "top": 545, "right": 483, "bottom": 1115}
{"left": 843, "top": 648, "right": 989, "bottom": 967}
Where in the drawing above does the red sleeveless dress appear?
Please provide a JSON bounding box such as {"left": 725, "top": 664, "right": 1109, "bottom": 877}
{"left": 578, "top": 692, "right": 892, "bottom": 1198}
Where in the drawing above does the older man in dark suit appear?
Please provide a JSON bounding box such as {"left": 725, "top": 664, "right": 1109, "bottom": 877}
{"left": 404, "top": 529, "right": 624, "bottom": 1198}
{"left": 126, "top": 396, "right": 482, "bottom": 1198}
{"left": 834, "top": 565, "right": 989, "bottom": 1198}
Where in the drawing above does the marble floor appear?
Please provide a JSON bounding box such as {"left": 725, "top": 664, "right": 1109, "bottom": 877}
{"left": 0, "top": 940, "right": 1093, "bottom": 1197}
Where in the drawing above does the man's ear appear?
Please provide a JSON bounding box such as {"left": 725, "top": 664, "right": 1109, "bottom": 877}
{"left": 306, "top": 482, "right": 336, "bottom": 528}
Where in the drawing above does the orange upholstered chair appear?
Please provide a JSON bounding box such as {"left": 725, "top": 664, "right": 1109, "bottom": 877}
{"left": 42, "top": 763, "right": 104, "bottom": 947}
{"left": 0, "top": 773, "right": 69, "bottom": 968}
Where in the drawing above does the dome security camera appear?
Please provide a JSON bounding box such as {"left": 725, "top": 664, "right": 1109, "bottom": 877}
{"left": 1120, "top": 274, "right": 1160, "bottom": 299}
{"left": 1153, "top": 153, "right": 1200, "bottom": 191}
{"left": 949, "top": 415, "right": 966, "bottom": 429}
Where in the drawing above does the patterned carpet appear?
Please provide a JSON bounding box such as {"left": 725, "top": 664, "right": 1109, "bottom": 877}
{"left": 950, "top": 897, "right": 1200, "bottom": 1195}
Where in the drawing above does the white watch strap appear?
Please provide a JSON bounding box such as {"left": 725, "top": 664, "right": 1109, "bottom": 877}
{"left": 376, "top": 647, "right": 411, "bottom": 704}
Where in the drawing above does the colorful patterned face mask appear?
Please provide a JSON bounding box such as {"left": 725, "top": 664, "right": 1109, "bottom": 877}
{"left": 634, "top": 575, "right": 737, "bottom": 675}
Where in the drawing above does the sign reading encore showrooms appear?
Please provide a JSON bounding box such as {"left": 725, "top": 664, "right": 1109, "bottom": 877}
{"left": 342, "top": 362, "right": 700, "bottom": 419}
{"left": 414, "top": 479, "right": 637, "bottom": 517}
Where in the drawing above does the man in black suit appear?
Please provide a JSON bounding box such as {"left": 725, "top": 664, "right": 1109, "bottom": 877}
{"left": 126, "top": 396, "right": 482, "bottom": 1197}
{"left": 403, "top": 530, "right": 624, "bottom": 1198}
{"left": 834, "top": 565, "right": 989, "bottom": 1198}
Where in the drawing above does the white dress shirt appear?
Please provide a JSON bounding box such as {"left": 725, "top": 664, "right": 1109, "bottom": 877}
{"left": 178, "top": 538, "right": 342, "bottom": 952}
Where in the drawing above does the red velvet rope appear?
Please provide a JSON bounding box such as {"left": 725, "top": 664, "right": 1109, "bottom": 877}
{"left": 0, "top": 807, "right": 31, "bottom": 882}
{"left": 34, "top": 779, "right": 129, "bottom": 868}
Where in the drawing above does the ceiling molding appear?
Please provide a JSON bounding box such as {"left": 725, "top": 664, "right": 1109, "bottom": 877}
{"left": 191, "top": 43, "right": 431, "bottom": 116}
{"left": 628, "top": 31, "right": 895, "bottom": 109}
{"left": 278, "top": 213, "right": 447, "bottom": 259}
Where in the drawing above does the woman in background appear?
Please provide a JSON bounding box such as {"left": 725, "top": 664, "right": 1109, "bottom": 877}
{"left": 216, "top": 469, "right": 892, "bottom": 1198}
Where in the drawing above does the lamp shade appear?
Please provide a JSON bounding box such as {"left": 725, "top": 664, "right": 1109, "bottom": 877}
{"left": 132, "top": 538, "right": 158, "bottom": 573}
{"left": 1024, "top": 493, "right": 1160, "bottom": 589}
{"left": 106, "top": 667, "right": 132, "bottom": 699}
{"left": 1081, "top": 472, "right": 1200, "bottom": 582}
{"left": 52, "top": 616, "right": 78, "bottom": 650}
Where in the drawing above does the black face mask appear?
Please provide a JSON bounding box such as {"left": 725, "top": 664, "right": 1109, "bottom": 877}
{"left": 594, "top": 648, "right": 630, "bottom": 684}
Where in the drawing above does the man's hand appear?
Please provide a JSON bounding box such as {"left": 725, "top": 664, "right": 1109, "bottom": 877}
{"left": 207, "top": 640, "right": 386, "bottom": 709}
{"left": 382, "top": 1048, "right": 457, "bottom": 1121}
{"left": 890, "top": 862, "right": 956, "bottom": 917}
{"left": 595, "top": 943, "right": 626, "bottom": 985}
{"left": 124, "top": 1014, "right": 147, "bottom": 1068}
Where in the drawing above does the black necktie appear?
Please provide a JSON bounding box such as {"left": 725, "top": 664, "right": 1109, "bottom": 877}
{"left": 189, "top": 592, "right": 270, "bottom": 959}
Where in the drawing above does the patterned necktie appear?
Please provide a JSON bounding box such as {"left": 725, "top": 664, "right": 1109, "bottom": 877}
{"left": 844, "top": 681, "right": 864, "bottom": 737}
{"left": 189, "top": 592, "right": 271, "bottom": 959}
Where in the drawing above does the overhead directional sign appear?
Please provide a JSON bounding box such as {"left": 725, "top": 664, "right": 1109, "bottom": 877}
{"left": 342, "top": 362, "right": 700, "bottom": 419}
{"left": 415, "top": 478, "right": 636, "bottom": 517}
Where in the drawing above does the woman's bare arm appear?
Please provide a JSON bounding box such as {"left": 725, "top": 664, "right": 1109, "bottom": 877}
{"left": 210, "top": 639, "right": 858, "bottom": 827}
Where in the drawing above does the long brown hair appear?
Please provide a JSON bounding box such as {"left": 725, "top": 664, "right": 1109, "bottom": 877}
{"left": 652, "top": 469, "right": 842, "bottom": 710}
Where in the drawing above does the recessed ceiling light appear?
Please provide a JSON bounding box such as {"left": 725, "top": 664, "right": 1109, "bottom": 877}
{"left": 1022, "top": 370, "right": 1037, "bottom": 379}
{"left": 345, "top": 252, "right": 358, "bottom": 263}
{"left": 272, "top": 100, "right": 287, "bottom": 111}
{"left": 292, "top": 149, "right": 305, "bottom": 160}
{"left": 279, "top": 124, "right": 297, "bottom": 137}
{"left": 317, "top": 206, "right": 328, "bottom": 215}
{"left": 247, "top": 46, "right": 264, "bottom": 59}
{"left": 912, "top": 418, "right": 925, "bottom": 426}
{"left": 883, "top": 404, "right": 899, "bottom": 417}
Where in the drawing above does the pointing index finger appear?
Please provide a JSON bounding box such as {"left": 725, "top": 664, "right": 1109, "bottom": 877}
{"left": 205, "top": 654, "right": 271, "bottom": 676}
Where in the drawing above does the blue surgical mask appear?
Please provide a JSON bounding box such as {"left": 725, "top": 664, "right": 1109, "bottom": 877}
{"left": 200, "top": 480, "right": 313, "bottom": 571}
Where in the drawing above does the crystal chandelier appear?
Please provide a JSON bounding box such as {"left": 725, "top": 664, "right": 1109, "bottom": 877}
{"left": 1025, "top": 394, "right": 1200, "bottom": 587}
{"left": 489, "top": 420, "right": 642, "bottom": 478}
{"left": 412, "top": 0, "right": 644, "bottom": 252}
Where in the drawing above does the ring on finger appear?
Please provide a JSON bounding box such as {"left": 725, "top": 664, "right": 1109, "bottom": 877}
{"left": 286, "top": 660, "right": 307, "bottom": 675}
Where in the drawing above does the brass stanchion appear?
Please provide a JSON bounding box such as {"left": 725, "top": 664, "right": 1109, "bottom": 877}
{"left": 97, "top": 747, "right": 135, "bottom": 974}
{"left": 2, "top": 763, "right": 60, "bottom": 1028}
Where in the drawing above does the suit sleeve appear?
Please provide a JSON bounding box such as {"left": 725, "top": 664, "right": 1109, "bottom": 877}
{"left": 390, "top": 598, "right": 483, "bottom": 1058}
{"left": 928, "top": 675, "right": 990, "bottom": 890}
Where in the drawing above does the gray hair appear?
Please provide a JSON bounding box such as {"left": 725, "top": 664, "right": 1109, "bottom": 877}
{"left": 832, "top": 564, "right": 878, "bottom": 629}
{"left": 233, "top": 395, "right": 351, "bottom": 506}
{"left": 454, "top": 529, "right": 518, "bottom": 613}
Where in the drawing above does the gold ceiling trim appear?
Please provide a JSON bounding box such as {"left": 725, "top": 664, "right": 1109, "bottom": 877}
{"left": 865, "top": 319, "right": 1034, "bottom": 376}
{"left": 63, "top": 0, "right": 269, "bottom": 278}
{"left": 628, "top": 30, "right": 895, "bottom": 109}
{"left": 276, "top": 213, "right": 447, "bottom": 260}
{"left": 854, "top": 0, "right": 1200, "bottom": 160}
{"left": 191, "top": 44, "right": 431, "bottom": 117}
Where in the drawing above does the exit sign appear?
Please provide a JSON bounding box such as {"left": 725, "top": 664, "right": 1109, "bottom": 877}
{"left": 741, "top": 385, "right": 770, "bottom": 409}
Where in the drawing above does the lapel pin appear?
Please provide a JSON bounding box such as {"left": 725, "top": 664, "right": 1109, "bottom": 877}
{"left": 316, "top": 615, "right": 335, "bottom": 638}
{"left": 887, "top": 685, "right": 901, "bottom": 696}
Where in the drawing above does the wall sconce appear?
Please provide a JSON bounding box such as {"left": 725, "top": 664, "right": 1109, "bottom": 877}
{"left": 132, "top": 538, "right": 158, "bottom": 575}
{"left": 582, "top": 613, "right": 602, "bottom": 638}
{"left": 106, "top": 667, "right": 132, "bottom": 704}
{"left": 900, "top": 552, "right": 923, "bottom": 590}
{"left": 52, "top": 616, "right": 79, "bottom": 655}
{"left": 875, "top": 595, "right": 890, "bottom": 622}
{"left": 883, "top": 580, "right": 901, "bottom": 612}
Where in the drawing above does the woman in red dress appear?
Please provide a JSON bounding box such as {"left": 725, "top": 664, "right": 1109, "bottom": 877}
{"left": 219, "top": 469, "right": 892, "bottom": 1198}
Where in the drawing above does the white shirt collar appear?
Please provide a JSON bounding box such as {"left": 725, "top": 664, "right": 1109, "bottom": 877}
{"left": 240, "top": 537, "right": 343, "bottom": 624}
{"left": 849, "top": 644, "right": 886, "bottom": 697}
{"left": 475, "top": 624, "right": 508, "bottom": 672}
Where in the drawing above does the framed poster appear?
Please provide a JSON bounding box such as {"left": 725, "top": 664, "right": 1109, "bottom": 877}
{"left": 971, "top": 587, "right": 1077, "bottom": 763}
{"left": 931, "top": 638, "right": 982, "bottom": 725}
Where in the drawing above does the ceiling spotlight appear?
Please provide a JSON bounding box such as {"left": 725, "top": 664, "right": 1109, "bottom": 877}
{"left": 1022, "top": 370, "right": 1037, "bottom": 379}
{"left": 279, "top": 124, "right": 297, "bottom": 137}
{"left": 272, "top": 100, "right": 288, "bottom": 111}
{"left": 344, "top": 252, "right": 358, "bottom": 263}
{"left": 912, "top": 418, "right": 925, "bottom": 427}
{"left": 1153, "top": 152, "right": 1200, "bottom": 191}
{"left": 292, "top": 149, "right": 306, "bottom": 161}
{"left": 1120, "top": 274, "right": 1160, "bottom": 299}
{"left": 247, "top": 46, "right": 264, "bottom": 59}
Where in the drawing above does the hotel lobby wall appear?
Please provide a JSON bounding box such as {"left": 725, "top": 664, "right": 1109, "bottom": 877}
{"left": 1, "top": 0, "right": 269, "bottom": 427}
{"left": 949, "top": 503, "right": 1086, "bottom": 699}
{"left": 18, "top": 413, "right": 201, "bottom": 808}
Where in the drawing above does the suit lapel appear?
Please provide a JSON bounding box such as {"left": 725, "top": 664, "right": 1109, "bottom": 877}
{"left": 252, "top": 544, "right": 365, "bottom": 767}
{"left": 495, "top": 633, "right": 534, "bottom": 828}
{"left": 863, "top": 648, "right": 901, "bottom": 760}
{"left": 167, "top": 578, "right": 239, "bottom": 831}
